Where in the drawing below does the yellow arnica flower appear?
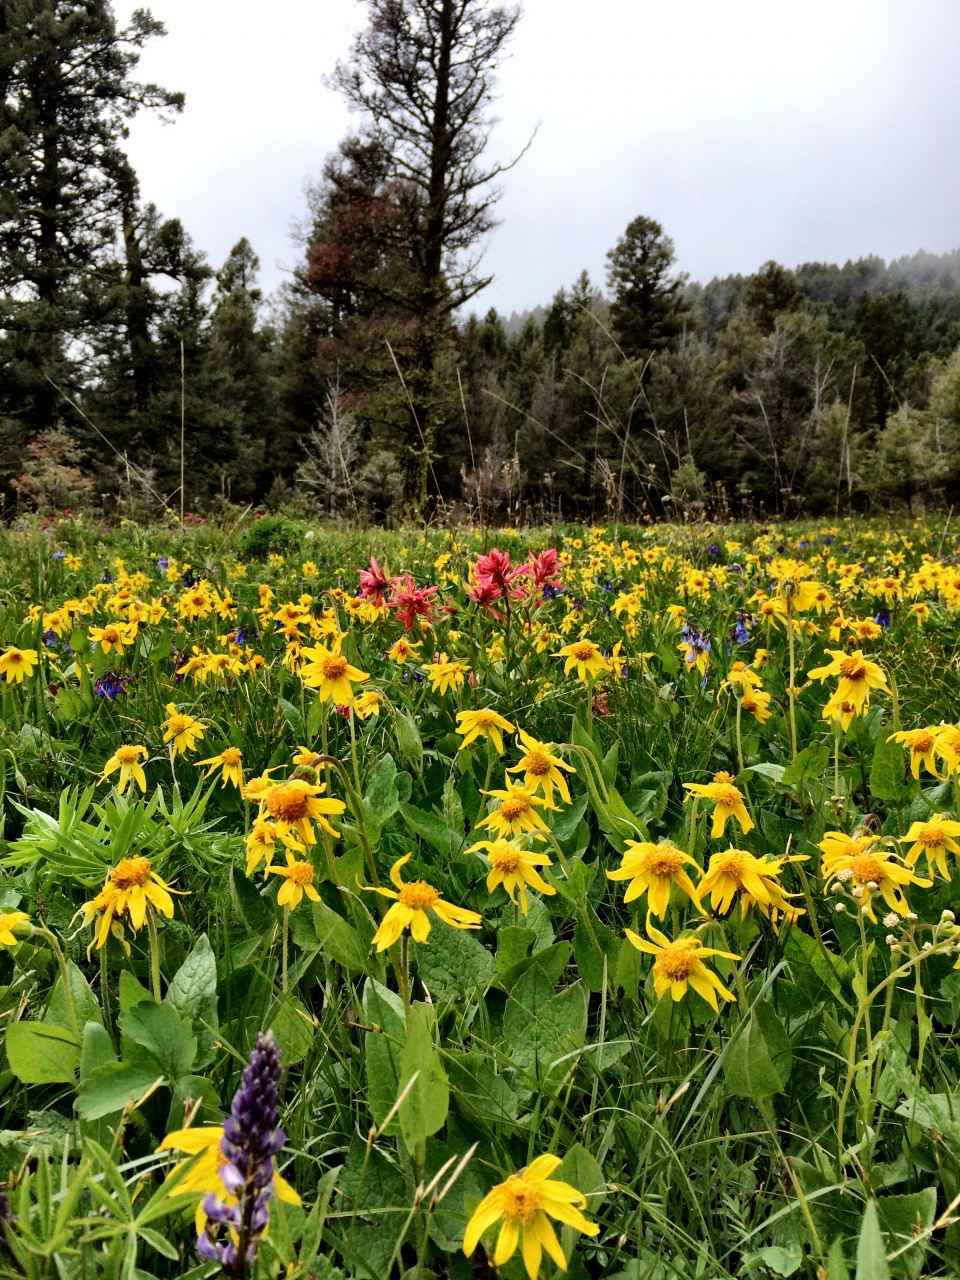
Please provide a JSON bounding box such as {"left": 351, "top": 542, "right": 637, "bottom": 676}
{"left": 242, "top": 768, "right": 280, "bottom": 803}
{"left": 157, "top": 1126, "right": 301, "bottom": 1233}
{"left": 88, "top": 622, "right": 136, "bottom": 655}
{"left": 264, "top": 780, "right": 345, "bottom": 847}
{"left": 902, "top": 814, "right": 960, "bottom": 881}
{"left": 0, "top": 647, "right": 39, "bottom": 683}
{"left": 557, "top": 638, "right": 611, "bottom": 682}
{"left": 161, "top": 703, "right": 206, "bottom": 757}
{"left": 463, "top": 1154, "right": 598, "bottom": 1280}
{"left": 740, "top": 688, "right": 774, "bottom": 724}
{"left": 888, "top": 728, "right": 939, "bottom": 780}
{"left": 625, "top": 922, "right": 739, "bottom": 1011}
{"left": 683, "top": 772, "right": 754, "bottom": 838}
{"left": 422, "top": 654, "right": 469, "bottom": 696}
{"left": 81, "top": 856, "right": 180, "bottom": 951}
{"left": 721, "top": 661, "right": 763, "bottom": 694}
{"left": 0, "top": 912, "right": 32, "bottom": 947}
{"left": 456, "top": 708, "right": 516, "bottom": 754}
{"left": 698, "top": 847, "right": 795, "bottom": 919}
{"left": 606, "top": 840, "right": 701, "bottom": 919}
{"left": 506, "top": 730, "right": 575, "bottom": 807}
{"left": 299, "top": 640, "right": 369, "bottom": 704}
{"left": 807, "top": 649, "right": 888, "bottom": 717}
{"left": 196, "top": 746, "right": 244, "bottom": 788}
{"left": 388, "top": 636, "right": 421, "bottom": 664}
{"left": 477, "top": 779, "right": 552, "bottom": 839}
{"left": 246, "top": 819, "right": 282, "bottom": 877}
{"left": 469, "top": 838, "right": 555, "bottom": 916}
{"left": 353, "top": 690, "right": 381, "bottom": 720}
{"left": 267, "top": 851, "right": 321, "bottom": 910}
{"left": 102, "top": 744, "right": 148, "bottom": 794}
{"left": 819, "top": 833, "right": 929, "bottom": 922}
{"left": 367, "top": 854, "right": 481, "bottom": 950}
{"left": 935, "top": 724, "right": 960, "bottom": 776}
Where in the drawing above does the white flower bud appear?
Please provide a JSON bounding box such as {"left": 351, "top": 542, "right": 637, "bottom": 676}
{"left": 883, "top": 913, "right": 899, "bottom": 927}
{"left": 852, "top": 886, "right": 864, "bottom": 899}
{"left": 907, "top": 912, "right": 918, "bottom": 922}
{"left": 923, "top": 941, "right": 933, "bottom": 951}
{"left": 866, "top": 881, "right": 879, "bottom": 891}
{"left": 943, "top": 910, "right": 956, "bottom": 923}
{"left": 836, "top": 902, "right": 847, "bottom": 913}
{"left": 838, "top": 868, "right": 854, "bottom": 883}
{"left": 886, "top": 935, "right": 897, "bottom": 945}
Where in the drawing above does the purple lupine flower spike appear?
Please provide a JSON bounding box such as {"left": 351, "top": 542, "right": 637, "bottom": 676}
{"left": 198, "top": 1031, "right": 285, "bottom": 1276}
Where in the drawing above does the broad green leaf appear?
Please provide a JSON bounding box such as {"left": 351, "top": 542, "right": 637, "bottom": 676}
{"left": 414, "top": 916, "right": 494, "bottom": 996}
{"left": 856, "top": 1201, "right": 890, "bottom": 1280}
{"left": 362, "top": 978, "right": 406, "bottom": 1131}
{"left": 871, "top": 733, "right": 915, "bottom": 804}
{"left": 498, "top": 940, "right": 571, "bottom": 991}
{"left": 548, "top": 794, "right": 589, "bottom": 844}
{"left": 118, "top": 1002, "right": 197, "bottom": 1080}
{"left": 399, "top": 1003, "right": 449, "bottom": 1157}
{"left": 446, "top": 1051, "right": 519, "bottom": 1126}
{"left": 876, "top": 1189, "right": 936, "bottom": 1280}
{"left": 311, "top": 898, "right": 371, "bottom": 974}
{"left": 119, "top": 970, "right": 155, "bottom": 1012}
{"left": 827, "top": 1237, "right": 851, "bottom": 1280}
{"left": 268, "top": 995, "right": 314, "bottom": 1066}
{"left": 561, "top": 1143, "right": 606, "bottom": 1212}
{"left": 231, "top": 864, "right": 275, "bottom": 934}
{"left": 745, "top": 763, "right": 786, "bottom": 786}
{"left": 504, "top": 965, "right": 588, "bottom": 1072}
{"left": 363, "top": 753, "right": 400, "bottom": 835}
{"left": 75, "top": 1061, "right": 163, "bottom": 1120}
{"left": 723, "top": 1001, "right": 792, "bottom": 1099}
{"left": 782, "top": 742, "right": 830, "bottom": 791}
{"left": 80, "top": 1022, "right": 116, "bottom": 1080}
{"left": 44, "top": 960, "right": 102, "bottom": 1031}
{"left": 572, "top": 908, "right": 620, "bottom": 993}
{"left": 166, "top": 934, "right": 217, "bottom": 1022}
{"left": 394, "top": 709, "right": 423, "bottom": 773}
{"left": 6, "top": 1022, "right": 79, "bottom": 1084}
{"left": 166, "top": 1074, "right": 224, "bottom": 1132}
{"left": 399, "top": 802, "right": 463, "bottom": 856}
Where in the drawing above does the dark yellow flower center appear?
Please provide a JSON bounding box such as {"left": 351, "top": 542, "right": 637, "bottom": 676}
{"left": 470, "top": 710, "right": 499, "bottom": 728}
{"left": 286, "top": 861, "right": 314, "bottom": 885}
{"left": 850, "top": 854, "right": 887, "bottom": 885}
{"left": 501, "top": 1175, "right": 544, "bottom": 1224}
{"left": 654, "top": 943, "right": 699, "bottom": 982}
{"left": 109, "top": 856, "right": 152, "bottom": 889}
{"left": 712, "top": 784, "right": 743, "bottom": 808}
{"left": 571, "top": 642, "right": 597, "bottom": 661}
{"left": 267, "top": 786, "right": 311, "bottom": 823}
{"left": 399, "top": 881, "right": 439, "bottom": 910}
{"left": 167, "top": 715, "right": 192, "bottom": 736}
{"left": 911, "top": 733, "right": 934, "bottom": 754}
{"left": 321, "top": 654, "right": 348, "bottom": 679}
{"left": 114, "top": 745, "right": 142, "bottom": 765}
{"left": 500, "top": 795, "right": 532, "bottom": 821}
{"left": 644, "top": 847, "right": 685, "bottom": 879}
{"left": 221, "top": 747, "right": 242, "bottom": 766}
{"left": 914, "top": 825, "right": 946, "bottom": 849}
{"left": 524, "top": 749, "right": 552, "bottom": 777}
{"left": 839, "top": 657, "right": 866, "bottom": 680}
{"left": 489, "top": 847, "right": 522, "bottom": 873}
{"left": 713, "top": 850, "right": 747, "bottom": 881}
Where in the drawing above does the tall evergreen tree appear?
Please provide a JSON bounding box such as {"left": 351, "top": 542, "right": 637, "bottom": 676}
{"left": 606, "top": 216, "right": 688, "bottom": 359}
{"left": 324, "top": 0, "right": 523, "bottom": 516}
{"left": 0, "top": 0, "right": 182, "bottom": 473}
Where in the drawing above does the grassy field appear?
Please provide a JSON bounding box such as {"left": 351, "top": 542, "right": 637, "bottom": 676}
{"left": 0, "top": 512, "right": 957, "bottom": 1279}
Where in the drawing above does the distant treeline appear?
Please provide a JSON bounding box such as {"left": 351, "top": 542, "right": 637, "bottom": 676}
{"left": 3, "top": 0, "right": 959, "bottom": 524}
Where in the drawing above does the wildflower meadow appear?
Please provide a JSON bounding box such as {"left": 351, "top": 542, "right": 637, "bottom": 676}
{"left": 0, "top": 513, "right": 959, "bottom": 1280}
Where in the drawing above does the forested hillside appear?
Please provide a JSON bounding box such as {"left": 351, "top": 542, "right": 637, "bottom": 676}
{"left": 3, "top": 0, "right": 960, "bottom": 524}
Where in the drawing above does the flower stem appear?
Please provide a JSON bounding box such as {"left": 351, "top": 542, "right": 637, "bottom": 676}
{"left": 145, "top": 904, "right": 162, "bottom": 1001}
{"left": 282, "top": 904, "right": 289, "bottom": 995}
{"left": 37, "top": 927, "right": 79, "bottom": 1040}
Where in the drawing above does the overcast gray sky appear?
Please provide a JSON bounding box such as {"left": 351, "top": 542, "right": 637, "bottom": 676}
{"left": 119, "top": 0, "right": 960, "bottom": 317}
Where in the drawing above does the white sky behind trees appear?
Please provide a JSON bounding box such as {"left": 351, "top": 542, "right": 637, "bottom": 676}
{"left": 119, "top": 0, "right": 960, "bottom": 317}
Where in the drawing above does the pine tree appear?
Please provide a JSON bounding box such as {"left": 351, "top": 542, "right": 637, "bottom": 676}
{"left": 0, "top": 0, "right": 182, "bottom": 467}
{"left": 606, "top": 217, "right": 688, "bottom": 358}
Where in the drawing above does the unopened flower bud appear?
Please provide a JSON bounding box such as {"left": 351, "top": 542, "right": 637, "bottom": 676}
{"left": 866, "top": 881, "right": 879, "bottom": 891}
{"left": 943, "top": 910, "right": 956, "bottom": 923}
{"left": 886, "top": 935, "right": 897, "bottom": 945}
{"left": 923, "top": 941, "right": 933, "bottom": 951}
{"left": 11, "top": 920, "right": 34, "bottom": 941}
{"left": 852, "top": 887, "right": 864, "bottom": 899}
{"left": 907, "top": 912, "right": 918, "bottom": 922}
{"left": 835, "top": 902, "right": 847, "bottom": 913}
{"left": 831, "top": 882, "right": 844, "bottom": 894}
